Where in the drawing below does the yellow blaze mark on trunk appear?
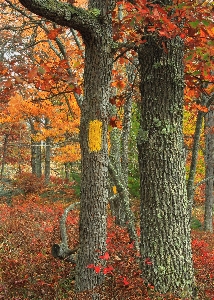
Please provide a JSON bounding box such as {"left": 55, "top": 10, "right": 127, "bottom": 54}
{"left": 112, "top": 185, "right": 117, "bottom": 194}
{"left": 88, "top": 120, "right": 102, "bottom": 152}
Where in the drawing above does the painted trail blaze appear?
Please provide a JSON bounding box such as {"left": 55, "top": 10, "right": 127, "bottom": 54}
{"left": 112, "top": 185, "right": 117, "bottom": 194}
{"left": 88, "top": 119, "right": 102, "bottom": 152}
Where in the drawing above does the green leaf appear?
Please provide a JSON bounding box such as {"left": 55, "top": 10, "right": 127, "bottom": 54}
{"left": 185, "top": 54, "right": 193, "bottom": 61}
{"left": 202, "top": 53, "right": 209, "bottom": 61}
{"left": 189, "top": 21, "right": 200, "bottom": 29}
{"left": 38, "top": 67, "right": 45, "bottom": 75}
{"left": 129, "top": 18, "right": 135, "bottom": 28}
{"left": 192, "top": 70, "right": 200, "bottom": 76}
{"left": 201, "top": 20, "right": 210, "bottom": 26}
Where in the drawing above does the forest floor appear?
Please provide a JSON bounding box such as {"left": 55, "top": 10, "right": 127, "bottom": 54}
{"left": 0, "top": 193, "right": 213, "bottom": 300}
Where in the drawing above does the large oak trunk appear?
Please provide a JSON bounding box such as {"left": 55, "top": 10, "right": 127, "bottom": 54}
{"left": 75, "top": 20, "right": 113, "bottom": 292}
{"left": 137, "top": 36, "right": 194, "bottom": 297}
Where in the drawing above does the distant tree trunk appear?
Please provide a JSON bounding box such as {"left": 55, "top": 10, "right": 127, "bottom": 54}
{"left": 31, "top": 138, "right": 42, "bottom": 177}
{"left": 64, "top": 162, "right": 70, "bottom": 180}
{"left": 35, "top": 141, "right": 42, "bottom": 177}
{"left": 29, "top": 119, "right": 42, "bottom": 177}
{"left": 108, "top": 60, "right": 139, "bottom": 250}
{"left": 0, "top": 133, "right": 9, "bottom": 179}
{"left": 121, "top": 60, "right": 137, "bottom": 187}
{"left": 45, "top": 137, "right": 51, "bottom": 184}
{"left": 31, "top": 137, "right": 37, "bottom": 175}
{"left": 204, "top": 105, "right": 214, "bottom": 232}
{"left": 109, "top": 128, "right": 126, "bottom": 225}
{"left": 186, "top": 110, "right": 204, "bottom": 208}
{"left": 187, "top": 93, "right": 214, "bottom": 209}
{"left": 44, "top": 118, "right": 51, "bottom": 184}
{"left": 137, "top": 35, "right": 194, "bottom": 296}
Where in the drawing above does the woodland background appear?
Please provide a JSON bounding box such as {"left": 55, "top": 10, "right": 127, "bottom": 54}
{"left": 0, "top": 0, "right": 213, "bottom": 299}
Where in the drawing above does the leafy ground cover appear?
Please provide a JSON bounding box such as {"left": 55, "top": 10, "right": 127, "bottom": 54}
{"left": 0, "top": 195, "right": 213, "bottom": 300}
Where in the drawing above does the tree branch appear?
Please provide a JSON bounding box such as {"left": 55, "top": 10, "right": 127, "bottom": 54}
{"left": 108, "top": 162, "right": 140, "bottom": 252}
{"left": 51, "top": 201, "right": 79, "bottom": 263}
{"left": 60, "top": 201, "right": 80, "bottom": 247}
{"left": 18, "top": 0, "right": 101, "bottom": 43}
{"left": 194, "top": 176, "right": 214, "bottom": 190}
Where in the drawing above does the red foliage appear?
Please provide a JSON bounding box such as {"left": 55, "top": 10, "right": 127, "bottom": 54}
{"left": 14, "top": 172, "right": 45, "bottom": 194}
{"left": 0, "top": 199, "right": 213, "bottom": 299}
{"left": 0, "top": 198, "right": 79, "bottom": 299}
{"left": 192, "top": 231, "right": 214, "bottom": 300}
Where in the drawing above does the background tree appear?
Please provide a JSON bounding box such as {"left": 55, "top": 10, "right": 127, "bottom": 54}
{"left": 204, "top": 104, "right": 214, "bottom": 232}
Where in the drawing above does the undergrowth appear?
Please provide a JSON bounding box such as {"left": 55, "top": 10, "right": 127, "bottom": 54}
{"left": 0, "top": 196, "right": 213, "bottom": 299}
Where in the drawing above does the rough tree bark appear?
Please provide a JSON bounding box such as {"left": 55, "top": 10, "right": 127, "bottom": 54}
{"left": 204, "top": 105, "right": 214, "bottom": 232}
{"left": 18, "top": 0, "right": 115, "bottom": 294}
{"left": 137, "top": 35, "right": 195, "bottom": 296}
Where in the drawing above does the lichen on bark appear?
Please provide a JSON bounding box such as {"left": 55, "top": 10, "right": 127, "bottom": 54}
{"left": 137, "top": 35, "right": 195, "bottom": 297}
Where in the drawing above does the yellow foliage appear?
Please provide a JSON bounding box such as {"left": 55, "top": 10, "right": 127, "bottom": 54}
{"left": 53, "top": 143, "right": 80, "bottom": 163}
{"left": 88, "top": 120, "right": 102, "bottom": 152}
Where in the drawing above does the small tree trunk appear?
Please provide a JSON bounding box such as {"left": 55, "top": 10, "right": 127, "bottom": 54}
{"left": 31, "top": 139, "right": 42, "bottom": 177}
{"left": 187, "top": 93, "right": 214, "bottom": 209}
{"left": 44, "top": 118, "right": 51, "bottom": 184}
{"left": 109, "top": 128, "right": 126, "bottom": 225}
{"left": 35, "top": 140, "right": 42, "bottom": 177}
{"left": 30, "top": 120, "right": 42, "bottom": 177}
{"left": 0, "top": 133, "right": 9, "bottom": 179}
{"left": 64, "top": 162, "right": 70, "bottom": 180}
{"left": 45, "top": 137, "right": 51, "bottom": 184}
{"left": 121, "top": 60, "right": 137, "bottom": 186}
{"left": 204, "top": 105, "right": 214, "bottom": 232}
{"left": 186, "top": 110, "right": 204, "bottom": 209}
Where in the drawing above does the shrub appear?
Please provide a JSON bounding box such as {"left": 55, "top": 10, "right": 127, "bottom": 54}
{"left": 14, "top": 172, "right": 45, "bottom": 195}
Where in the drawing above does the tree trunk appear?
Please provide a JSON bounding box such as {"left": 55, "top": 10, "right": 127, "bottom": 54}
{"left": 204, "top": 105, "right": 214, "bottom": 232}
{"left": 16, "top": 0, "right": 118, "bottom": 295}
{"left": 30, "top": 137, "right": 37, "bottom": 175}
{"left": 186, "top": 110, "right": 204, "bottom": 209}
{"left": 109, "top": 128, "right": 126, "bottom": 225}
{"left": 0, "top": 133, "right": 9, "bottom": 179}
{"left": 76, "top": 21, "right": 113, "bottom": 292}
{"left": 187, "top": 93, "right": 214, "bottom": 209}
{"left": 31, "top": 138, "right": 42, "bottom": 177}
{"left": 108, "top": 128, "right": 139, "bottom": 250}
{"left": 121, "top": 60, "right": 137, "bottom": 187}
{"left": 44, "top": 118, "right": 51, "bottom": 184}
{"left": 137, "top": 36, "right": 194, "bottom": 297}
{"left": 29, "top": 119, "right": 42, "bottom": 177}
{"left": 45, "top": 137, "right": 51, "bottom": 184}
